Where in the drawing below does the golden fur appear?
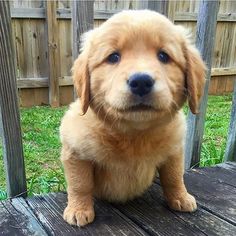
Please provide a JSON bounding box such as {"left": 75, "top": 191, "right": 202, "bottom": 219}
{"left": 60, "top": 10, "right": 206, "bottom": 227}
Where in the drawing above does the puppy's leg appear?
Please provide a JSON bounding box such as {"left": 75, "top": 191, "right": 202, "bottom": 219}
{"left": 61, "top": 146, "right": 94, "bottom": 227}
{"left": 159, "top": 150, "right": 197, "bottom": 212}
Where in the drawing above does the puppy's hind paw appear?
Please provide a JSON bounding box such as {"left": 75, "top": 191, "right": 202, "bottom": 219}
{"left": 167, "top": 193, "right": 197, "bottom": 212}
{"left": 63, "top": 206, "right": 95, "bottom": 227}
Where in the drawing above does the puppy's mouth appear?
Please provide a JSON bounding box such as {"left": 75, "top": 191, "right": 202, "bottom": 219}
{"left": 117, "top": 104, "right": 156, "bottom": 112}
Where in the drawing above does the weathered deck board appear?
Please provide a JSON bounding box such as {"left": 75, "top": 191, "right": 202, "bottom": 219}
{"left": 113, "top": 186, "right": 206, "bottom": 236}
{"left": 0, "top": 163, "right": 236, "bottom": 235}
{"left": 220, "top": 162, "right": 236, "bottom": 173}
{"left": 0, "top": 198, "right": 47, "bottom": 236}
{"left": 192, "top": 164, "right": 236, "bottom": 187}
{"left": 26, "top": 192, "right": 147, "bottom": 236}
{"left": 115, "top": 182, "right": 236, "bottom": 236}
{"left": 184, "top": 167, "right": 236, "bottom": 225}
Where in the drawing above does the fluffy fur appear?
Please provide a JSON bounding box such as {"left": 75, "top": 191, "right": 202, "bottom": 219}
{"left": 60, "top": 10, "right": 206, "bottom": 227}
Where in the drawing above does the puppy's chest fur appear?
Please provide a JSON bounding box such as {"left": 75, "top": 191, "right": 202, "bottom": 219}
{"left": 87, "top": 128, "right": 173, "bottom": 202}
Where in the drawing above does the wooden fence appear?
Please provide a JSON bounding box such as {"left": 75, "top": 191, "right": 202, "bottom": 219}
{"left": 10, "top": 0, "right": 236, "bottom": 107}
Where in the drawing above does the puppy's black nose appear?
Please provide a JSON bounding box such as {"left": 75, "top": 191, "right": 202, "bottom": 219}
{"left": 128, "top": 73, "right": 154, "bottom": 97}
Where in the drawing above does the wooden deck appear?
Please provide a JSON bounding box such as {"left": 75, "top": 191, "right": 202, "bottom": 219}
{"left": 1, "top": 162, "right": 236, "bottom": 236}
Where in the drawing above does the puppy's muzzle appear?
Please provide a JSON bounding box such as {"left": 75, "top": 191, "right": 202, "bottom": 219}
{"left": 127, "top": 73, "right": 155, "bottom": 97}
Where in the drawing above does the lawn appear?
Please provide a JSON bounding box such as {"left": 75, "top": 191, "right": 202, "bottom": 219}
{"left": 0, "top": 106, "right": 67, "bottom": 200}
{"left": 0, "top": 95, "right": 233, "bottom": 200}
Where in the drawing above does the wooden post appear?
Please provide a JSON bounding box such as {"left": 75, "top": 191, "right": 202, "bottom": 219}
{"left": 46, "top": 0, "right": 60, "bottom": 107}
{"left": 0, "top": 1, "right": 27, "bottom": 197}
{"left": 185, "top": 0, "right": 220, "bottom": 169}
{"left": 224, "top": 81, "right": 236, "bottom": 162}
{"left": 72, "top": 0, "right": 94, "bottom": 99}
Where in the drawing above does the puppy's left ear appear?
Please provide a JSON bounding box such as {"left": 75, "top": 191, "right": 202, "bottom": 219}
{"left": 184, "top": 45, "right": 206, "bottom": 114}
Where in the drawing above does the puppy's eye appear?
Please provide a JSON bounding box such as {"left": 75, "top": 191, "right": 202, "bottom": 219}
{"left": 158, "top": 51, "right": 170, "bottom": 63}
{"left": 107, "top": 52, "right": 121, "bottom": 64}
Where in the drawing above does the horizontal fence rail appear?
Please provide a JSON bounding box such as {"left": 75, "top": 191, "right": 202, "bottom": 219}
{"left": 10, "top": 7, "right": 236, "bottom": 22}
{"left": 16, "top": 67, "right": 236, "bottom": 89}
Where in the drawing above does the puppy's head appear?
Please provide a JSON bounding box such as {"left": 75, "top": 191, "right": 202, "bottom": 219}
{"left": 73, "top": 10, "right": 206, "bottom": 127}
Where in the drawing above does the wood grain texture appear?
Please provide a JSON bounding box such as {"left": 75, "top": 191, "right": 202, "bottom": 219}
{"left": 59, "top": 86, "right": 74, "bottom": 106}
{"left": 27, "top": 192, "right": 147, "bottom": 236}
{"left": 0, "top": 1, "right": 27, "bottom": 198}
{"left": 17, "top": 77, "right": 72, "bottom": 88}
{"left": 137, "top": 0, "right": 148, "bottom": 10}
{"left": 175, "top": 12, "right": 236, "bottom": 22}
{"left": 147, "top": 0, "right": 169, "bottom": 16}
{"left": 119, "top": 181, "right": 236, "bottom": 236}
{"left": 18, "top": 88, "right": 49, "bottom": 107}
{"left": 72, "top": 0, "right": 94, "bottom": 60}
{"left": 120, "top": 162, "right": 236, "bottom": 236}
{"left": 211, "top": 67, "right": 236, "bottom": 76}
{"left": 185, "top": 0, "right": 220, "bottom": 169}
{"left": 10, "top": 7, "right": 236, "bottom": 22}
{"left": 11, "top": 18, "right": 47, "bottom": 78}
{"left": 17, "top": 78, "right": 48, "bottom": 88}
{"left": 224, "top": 81, "right": 236, "bottom": 161}
{"left": 72, "top": 0, "right": 94, "bottom": 100}
{"left": 198, "top": 162, "right": 236, "bottom": 187}
{"left": 167, "top": 0, "right": 176, "bottom": 22}
{"left": 0, "top": 198, "right": 47, "bottom": 236}
{"left": 18, "top": 86, "right": 74, "bottom": 107}
{"left": 46, "top": 1, "right": 60, "bottom": 107}
{"left": 114, "top": 186, "right": 206, "bottom": 236}
{"left": 183, "top": 165, "right": 236, "bottom": 225}
{"left": 10, "top": 0, "right": 44, "bottom": 8}
{"left": 58, "top": 20, "right": 72, "bottom": 78}
{"left": 11, "top": 7, "right": 45, "bottom": 19}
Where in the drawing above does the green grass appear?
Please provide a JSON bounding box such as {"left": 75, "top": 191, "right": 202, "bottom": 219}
{"left": 0, "top": 106, "right": 67, "bottom": 200}
{"left": 0, "top": 95, "right": 233, "bottom": 200}
{"left": 201, "top": 95, "right": 232, "bottom": 166}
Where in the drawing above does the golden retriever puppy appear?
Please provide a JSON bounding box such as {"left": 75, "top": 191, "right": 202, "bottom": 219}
{"left": 60, "top": 10, "right": 206, "bottom": 227}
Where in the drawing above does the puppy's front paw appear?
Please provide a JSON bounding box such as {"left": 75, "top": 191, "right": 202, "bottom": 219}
{"left": 167, "top": 193, "right": 197, "bottom": 212}
{"left": 63, "top": 206, "right": 95, "bottom": 227}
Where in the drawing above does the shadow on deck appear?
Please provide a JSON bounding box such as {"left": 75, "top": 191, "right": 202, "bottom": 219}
{"left": 1, "top": 162, "right": 236, "bottom": 236}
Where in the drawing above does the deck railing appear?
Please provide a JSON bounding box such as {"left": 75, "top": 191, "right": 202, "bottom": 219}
{"left": 0, "top": 0, "right": 235, "bottom": 198}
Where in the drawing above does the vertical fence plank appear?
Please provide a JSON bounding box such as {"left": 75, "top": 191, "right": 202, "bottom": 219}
{"left": 137, "top": 0, "right": 148, "bottom": 9}
{"left": 138, "top": 1, "right": 175, "bottom": 20}
{"left": 147, "top": 0, "right": 169, "bottom": 16}
{"left": 72, "top": 0, "right": 94, "bottom": 60}
{"left": 167, "top": 0, "right": 176, "bottom": 22}
{"left": 46, "top": 0, "right": 60, "bottom": 107}
{"left": 185, "top": 0, "right": 220, "bottom": 169}
{"left": 0, "top": 1, "right": 27, "bottom": 197}
{"left": 224, "top": 81, "right": 236, "bottom": 162}
{"left": 72, "top": 0, "right": 94, "bottom": 99}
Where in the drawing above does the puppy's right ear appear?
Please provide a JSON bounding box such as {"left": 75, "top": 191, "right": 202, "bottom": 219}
{"left": 72, "top": 44, "right": 90, "bottom": 116}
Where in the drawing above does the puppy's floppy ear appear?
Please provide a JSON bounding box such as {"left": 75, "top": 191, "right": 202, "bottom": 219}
{"left": 184, "top": 44, "right": 206, "bottom": 114}
{"left": 72, "top": 31, "right": 93, "bottom": 115}
{"left": 72, "top": 52, "right": 90, "bottom": 115}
